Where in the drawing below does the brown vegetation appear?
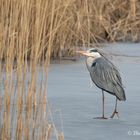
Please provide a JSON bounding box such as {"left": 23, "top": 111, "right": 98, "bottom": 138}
{"left": 0, "top": 0, "right": 140, "bottom": 60}
{"left": 0, "top": 0, "right": 63, "bottom": 139}
{"left": 0, "top": 0, "right": 140, "bottom": 140}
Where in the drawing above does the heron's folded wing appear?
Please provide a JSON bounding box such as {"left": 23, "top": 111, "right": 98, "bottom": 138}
{"left": 90, "top": 58, "right": 126, "bottom": 101}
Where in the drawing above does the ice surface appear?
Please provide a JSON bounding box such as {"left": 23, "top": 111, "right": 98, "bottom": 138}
{"left": 48, "top": 43, "right": 140, "bottom": 140}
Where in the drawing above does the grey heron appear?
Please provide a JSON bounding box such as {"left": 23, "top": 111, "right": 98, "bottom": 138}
{"left": 77, "top": 48, "right": 126, "bottom": 119}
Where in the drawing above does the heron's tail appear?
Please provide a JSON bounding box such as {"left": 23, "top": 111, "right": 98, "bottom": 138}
{"left": 115, "top": 85, "right": 126, "bottom": 101}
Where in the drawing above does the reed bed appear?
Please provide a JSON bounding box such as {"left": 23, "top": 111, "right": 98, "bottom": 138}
{"left": 0, "top": 0, "right": 64, "bottom": 139}
{"left": 0, "top": 0, "right": 140, "bottom": 140}
{"left": 0, "top": 0, "right": 140, "bottom": 60}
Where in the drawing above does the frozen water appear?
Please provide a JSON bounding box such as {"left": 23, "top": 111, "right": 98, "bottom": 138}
{"left": 48, "top": 43, "right": 140, "bottom": 140}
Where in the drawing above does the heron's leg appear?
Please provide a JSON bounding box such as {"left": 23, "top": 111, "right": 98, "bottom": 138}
{"left": 102, "top": 90, "right": 107, "bottom": 119}
{"left": 94, "top": 90, "right": 108, "bottom": 119}
{"left": 110, "top": 98, "right": 119, "bottom": 118}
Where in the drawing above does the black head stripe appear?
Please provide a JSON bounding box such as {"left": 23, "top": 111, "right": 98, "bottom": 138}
{"left": 90, "top": 49, "right": 98, "bottom": 53}
{"left": 91, "top": 62, "right": 96, "bottom": 67}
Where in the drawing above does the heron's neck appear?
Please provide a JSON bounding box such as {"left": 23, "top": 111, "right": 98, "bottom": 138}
{"left": 86, "top": 57, "right": 95, "bottom": 71}
{"left": 93, "top": 53, "right": 101, "bottom": 58}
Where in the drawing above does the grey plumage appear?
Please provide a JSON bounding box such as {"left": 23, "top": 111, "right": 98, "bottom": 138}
{"left": 77, "top": 48, "right": 126, "bottom": 118}
{"left": 87, "top": 56, "right": 126, "bottom": 101}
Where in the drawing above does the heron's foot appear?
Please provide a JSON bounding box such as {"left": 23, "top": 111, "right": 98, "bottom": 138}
{"left": 94, "top": 116, "right": 108, "bottom": 119}
{"left": 110, "top": 111, "right": 119, "bottom": 118}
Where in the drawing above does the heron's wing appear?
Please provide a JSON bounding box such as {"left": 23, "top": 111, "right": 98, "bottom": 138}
{"left": 90, "top": 57, "right": 126, "bottom": 101}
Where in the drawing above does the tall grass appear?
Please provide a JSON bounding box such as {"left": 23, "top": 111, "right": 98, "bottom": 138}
{"left": 0, "top": 0, "right": 140, "bottom": 60}
{"left": 0, "top": 0, "right": 64, "bottom": 139}
{"left": 0, "top": 0, "right": 140, "bottom": 140}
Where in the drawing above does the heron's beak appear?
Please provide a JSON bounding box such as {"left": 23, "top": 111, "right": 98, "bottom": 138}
{"left": 76, "top": 51, "right": 92, "bottom": 57}
{"left": 76, "top": 51, "right": 89, "bottom": 56}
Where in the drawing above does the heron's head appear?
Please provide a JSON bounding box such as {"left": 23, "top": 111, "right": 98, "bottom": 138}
{"left": 76, "top": 48, "right": 101, "bottom": 58}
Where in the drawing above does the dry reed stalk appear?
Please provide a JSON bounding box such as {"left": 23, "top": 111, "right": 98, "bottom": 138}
{"left": 58, "top": 132, "right": 64, "bottom": 140}
{"left": 130, "top": 0, "right": 136, "bottom": 19}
